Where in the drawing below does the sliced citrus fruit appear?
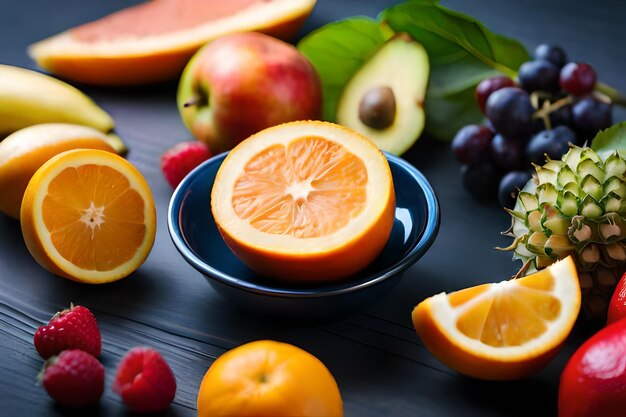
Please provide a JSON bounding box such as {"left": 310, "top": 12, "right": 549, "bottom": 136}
{"left": 412, "top": 256, "right": 581, "bottom": 380}
{"left": 20, "top": 149, "right": 156, "bottom": 283}
{"left": 28, "top": 0, "right": 317, "bottom": 86}
{"left": 0, "top": 123, "right": 122, "bottom": 219}
{"left": 211, "top": 121, "right": 396, "bottom": 282}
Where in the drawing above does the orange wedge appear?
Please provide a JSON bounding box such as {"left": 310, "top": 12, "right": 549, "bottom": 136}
{"left": 28, "top": 0, "right": 317, "bottom": 86}
{"left": 20, "top": 149, "right": 156, "bottom": 283}
{"left": 211, "top": 121, "right": 396, "bottom": 282}
{"left": 413, "top": 256, "right": 581, "bottom": 380}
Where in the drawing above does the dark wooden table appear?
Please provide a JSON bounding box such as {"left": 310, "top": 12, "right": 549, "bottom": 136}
{"left": 1, "top": 1, "right": 625, "bottom": 416}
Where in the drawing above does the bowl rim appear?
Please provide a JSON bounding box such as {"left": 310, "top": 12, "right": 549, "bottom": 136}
{"left": 167, "top": 151, "right": 440, "bottom": 298}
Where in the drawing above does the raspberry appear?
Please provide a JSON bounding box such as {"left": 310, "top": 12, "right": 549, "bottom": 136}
{"left": 113, "top": 347, "right": 177, "bottom": 413}
{"left": 34, "top": 304, "right": 101, "bottom": 359}
{"left": 161, "top": 141, "right": 212, "bottom": 188}
{"left": 40, "top": 349, "right": 104, "bottom": 407}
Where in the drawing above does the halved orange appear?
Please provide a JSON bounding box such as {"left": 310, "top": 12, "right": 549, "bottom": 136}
{"left": 211, "top": 121, "right": 396, "bottom": 282}
{"left": 20, "top": 149, "right": 156, "bottom": 283}
{"left": 413, "top": 256, "right": 581, "bottom": 380}
{"left": 28, "top": 0, "right": 317, "bottom": 86}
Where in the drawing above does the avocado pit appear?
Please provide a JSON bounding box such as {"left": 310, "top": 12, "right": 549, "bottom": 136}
{"left": 358, "top": 86, "right": 396, "bottom": 130}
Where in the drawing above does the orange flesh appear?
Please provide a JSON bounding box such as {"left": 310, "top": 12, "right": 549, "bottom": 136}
{"left": 454, "top": 272, "right": 561, "bottom": 347}
{"left": 72, "top": 0, "right": 265, "bottom": 42}
{"left": 231, "top": 136, "right": 367, "bottom": 238}
{"left": 42, "top": 165, "right": 146, "bottom": 271}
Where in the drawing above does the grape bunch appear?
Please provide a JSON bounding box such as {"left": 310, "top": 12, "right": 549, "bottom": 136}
{"left": 452, "top": 43, "right": 614, "bottom": 208}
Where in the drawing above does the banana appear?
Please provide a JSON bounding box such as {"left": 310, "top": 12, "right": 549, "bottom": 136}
{"left": 0, "top": 64, "right": 114, "bottom": 137}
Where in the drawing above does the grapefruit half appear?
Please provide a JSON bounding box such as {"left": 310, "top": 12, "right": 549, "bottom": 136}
{"left": 28, "top": 0, "right": 317, "bottom": 86}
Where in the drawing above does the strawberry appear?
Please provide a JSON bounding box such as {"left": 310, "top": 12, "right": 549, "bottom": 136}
{"left": 113, "top": 347, "right": 177, "bottom": 413}
{"left": 161, "top": 141, "right": 212, "bottom": 188}
{"left": 40, "top": 349, "right": 104, "bottom": 407}
{"left": 34, "top": 304, "right": 101, "bottom": 359}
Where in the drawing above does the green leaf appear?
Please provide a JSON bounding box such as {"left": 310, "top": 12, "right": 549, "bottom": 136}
{"left": 298, "top": 17, "right": 387, "bottom": 121}
{"left": 381, "top": 0, "right": 530, "bottom": 140}
{"left": 591, "top": 122, "right": 626, "bottom": 159}
{"left": 381, "top": 0, "right": 528, "bottom": 74}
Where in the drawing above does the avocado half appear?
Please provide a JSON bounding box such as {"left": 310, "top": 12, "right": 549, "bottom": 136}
{"left": 336, "top": 33, "right": 429, "bottom": 155}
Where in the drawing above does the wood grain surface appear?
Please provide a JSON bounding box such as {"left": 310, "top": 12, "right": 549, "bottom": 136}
{"left": 1, "top": 1, "right": 625, "bottom": 416}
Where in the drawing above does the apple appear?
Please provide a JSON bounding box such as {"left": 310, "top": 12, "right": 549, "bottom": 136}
{"left": 559, "top": 318, "right": 626, "bottom": 417}
{"left": 177, "top": 32, "right": 322, "bottom": 153}
{"left": 607, "top": 272, "right": 626, "bottom": 325}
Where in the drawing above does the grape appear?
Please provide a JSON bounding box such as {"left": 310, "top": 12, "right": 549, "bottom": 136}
{"left": 498, "top": 171, "right": 532, "bottom": 209}
{"left": 549, "top": 103, "right": 573, "bottom": 128}
{"left": 560, "top": 63, "right": 597, "bottom": 95}
{"left": 485, "top": 87, "right": 535, "bottom": 139}
{"left": 451, "top": 125, "right": 494, "bottom": 165}
{"left": 461, "top": 163, "right": 500, "bottom": 200}
{"left": 572, "top": 97, "right": 612, "bottom": 142}
{"left": 475, "top": 76, "right": 516, "bottom": 114}
{"left": 484, "top": 118, "right": 497, "bottom": 134}
{"left": 531, "top": 103, "right": 573, "bottom": 133}
{"left": 526, "top": 126, "right": 577, "bottom": 165}
{"left": 491, "top": 134, "right": 525, "bottom": 171}
{"left": 518, "top": 60, "right": 560, "bottom": 93}
{"left": 533, "top": 44, "right": 567, "bottom": 68}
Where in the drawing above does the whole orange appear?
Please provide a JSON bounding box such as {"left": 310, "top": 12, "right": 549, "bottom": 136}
{"left": 197, "top": 340, "right": 343, "bottom": 417}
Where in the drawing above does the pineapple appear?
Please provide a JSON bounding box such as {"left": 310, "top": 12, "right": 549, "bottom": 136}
{"left": 502, "top": 145, "right": 626, "bottom": 318}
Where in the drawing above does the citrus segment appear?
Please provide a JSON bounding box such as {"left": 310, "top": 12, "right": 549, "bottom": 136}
{"left": 0, "top": 123, "right": 118, "bottom": 219}
{"left": 20, "top": 149, "right": 156, "bottom": 283}
{"left": 29, "top": 0, "right": 317, "bottom": 86}
{"left": 211, "top": 121, "right": 395, "bottom": 282}
{"left": 412, "top": 256, "right": 581, "bottom": 380}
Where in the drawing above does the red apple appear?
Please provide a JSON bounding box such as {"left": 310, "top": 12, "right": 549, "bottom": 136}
{"left": 607, "top": 272, "right": 626, "bottom": 325}
{"left": 177, "top": 32, "right": 322, "bottom": 153}
{"left": 559, "top": 319, "right": 626, "bottom": 417}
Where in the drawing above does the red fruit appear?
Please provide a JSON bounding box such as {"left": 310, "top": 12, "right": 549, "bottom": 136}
{"left": 475, "top": 76, "right": 516, "bottom": 113}
{"left": 34, "top": 304, "right": 101, "bottom": 359}
{"left": 40, "top": 349, "right": 104, "bottom": 407}
{"left": 113, "top": 347, "right": 177, "bottom": 413}
{"left": 560, "top": 62, "right": 597, "bottom": 96}
{"left": 607, "top": 272, "right": 626, "bottom": 325}
{"left": 559, "top": 319, "right": 626, "bottom": 417}
{"left": 161, "top": 141, "right": 212, "bottom": 188}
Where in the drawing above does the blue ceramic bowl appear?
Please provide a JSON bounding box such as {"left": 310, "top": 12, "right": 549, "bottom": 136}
{"left": 168, "top": 152, "right": 439, "bottom": 321}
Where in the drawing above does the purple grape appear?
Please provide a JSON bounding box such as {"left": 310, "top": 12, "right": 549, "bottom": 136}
{"left": 526, "top": 126, "right": 576, "bottom": 165}
{"left": 531, "top": 103, "right": 573, "bottom": 134}
{"left": 475, "top": 76, "right": 516, "bottom": 114}
{"left": 533, "top": 44, "right": 567, "bottom": 68}
{"left": 518, "top": 60, "right": 560, "bottom": 93}
{"left": 560, "top": 63, "right": 597, "bottom": 95}
{"left": 491, "top": 134, "right": 525, "bottom": 171}
{"left": 461, "top": 163, "right": 501, "bottom": 200}
{"left": 451, "top": 125, "right": 494, "bottom": 165}
{"left": 499, "top": 170, "right": 532, "bottom": 209}
{"left": 485, "top": 87, "right": 535, "bottom": 139}
{"left": 549, "top": 104, "right": 573, "bottom": 128}
{"left": 572, "top": 97, "right": 612, "bottom": 143}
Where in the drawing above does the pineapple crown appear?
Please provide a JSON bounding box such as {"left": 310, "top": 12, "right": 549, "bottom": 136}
{"left": 501, "top": 145, "right": 626, "bottom": 272}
